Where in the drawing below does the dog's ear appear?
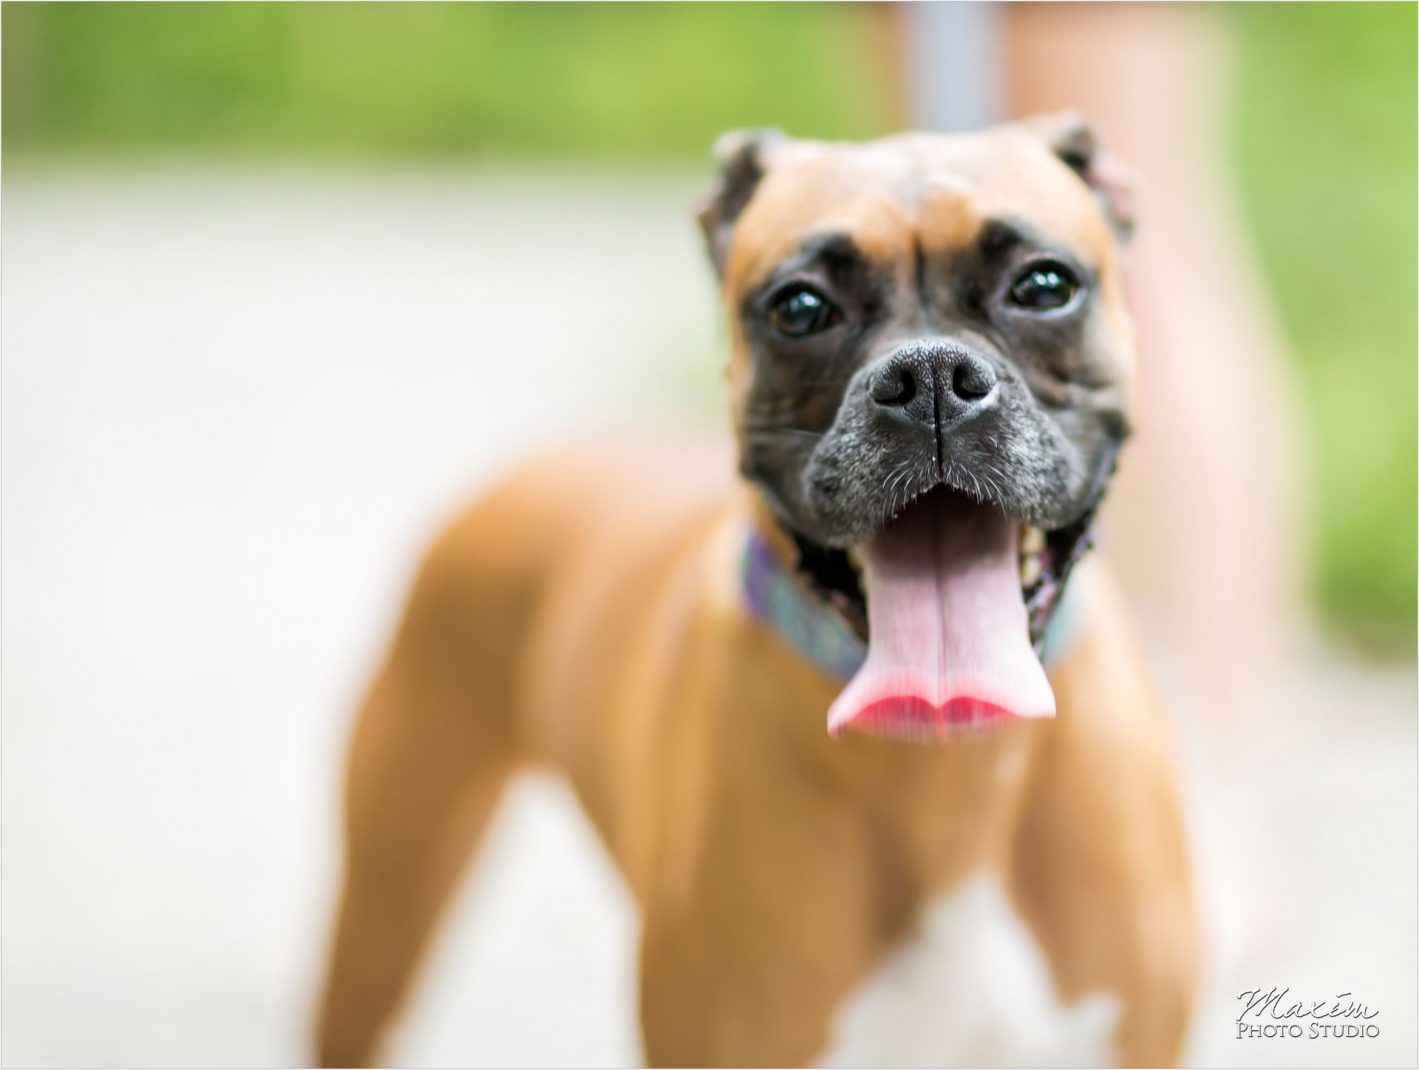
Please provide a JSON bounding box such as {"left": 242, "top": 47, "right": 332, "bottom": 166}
{"left": 1024, "top": 112, "right": 1135, "bottom": 242}
{"left": 696, "top": 128, "right": 784, "bottom": 277}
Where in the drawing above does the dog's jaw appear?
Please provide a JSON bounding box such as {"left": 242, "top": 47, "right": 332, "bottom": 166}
{"left": 826, "top": 488, "right": 1056, "bottom": 741}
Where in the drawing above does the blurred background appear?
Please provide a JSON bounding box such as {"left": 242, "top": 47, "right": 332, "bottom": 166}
{"left": 2, "top": 3, "right": 1413, "bottom": 1067}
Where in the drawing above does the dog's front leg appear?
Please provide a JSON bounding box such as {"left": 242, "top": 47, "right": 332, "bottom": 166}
{"left": 1008, "top": 570, "right": 1199, "bottom": 1068}
{"left": 635, "top": 758, "right": 890, "bottom": 1067}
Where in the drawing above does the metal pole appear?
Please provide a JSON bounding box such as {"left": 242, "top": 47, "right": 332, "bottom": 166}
{"left": 900, "top": 1, "right": 1005, "bottom": 132}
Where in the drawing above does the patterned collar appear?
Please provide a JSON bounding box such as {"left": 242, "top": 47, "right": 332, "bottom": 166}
{"left": 740, "top": 527, "right": 1082, "bottom": 681}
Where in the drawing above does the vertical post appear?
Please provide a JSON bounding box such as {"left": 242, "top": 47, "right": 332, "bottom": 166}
{"left": 899, "top": 1, "right": 1005, "bottom": 132}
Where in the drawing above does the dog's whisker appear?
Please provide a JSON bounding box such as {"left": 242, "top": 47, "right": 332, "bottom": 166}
{"left": 740, "top": 426, "right": 825, "bottom": 441}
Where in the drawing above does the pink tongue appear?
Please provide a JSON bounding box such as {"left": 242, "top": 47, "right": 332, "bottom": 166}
{"left": 827, "top": 489, "right": 1055, "bottom": 741}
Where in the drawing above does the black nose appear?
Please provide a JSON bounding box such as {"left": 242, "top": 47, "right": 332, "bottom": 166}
{"left": 867, "top": 341, "right": 997, "bottom": 427}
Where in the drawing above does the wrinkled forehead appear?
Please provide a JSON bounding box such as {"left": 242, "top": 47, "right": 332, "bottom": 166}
{"left": 723, "top": 130, "right": 1117, "bottom": 293}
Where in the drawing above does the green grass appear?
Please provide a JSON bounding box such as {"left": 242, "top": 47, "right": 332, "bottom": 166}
{"left": 1229, "top": 3, "right": 1416, "bottom": 650}
{"left": 2, "top": 3, "right": 899, "bottom": 158}
{"left": 3, "top": 2, "right": 1414, "bottom": 648}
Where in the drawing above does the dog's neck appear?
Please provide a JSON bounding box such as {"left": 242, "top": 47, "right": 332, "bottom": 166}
{"left": 741, "top": 526, "right": 866, "bottom": 680}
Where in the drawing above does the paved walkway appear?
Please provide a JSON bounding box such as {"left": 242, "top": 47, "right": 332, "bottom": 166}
{"left": 3, "top": 167, "right": 1412, "bottom": 1067}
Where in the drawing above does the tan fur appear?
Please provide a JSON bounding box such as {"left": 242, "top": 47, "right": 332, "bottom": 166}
{"left": 316, "top": 128, "right": 1197, "bottom": 1068}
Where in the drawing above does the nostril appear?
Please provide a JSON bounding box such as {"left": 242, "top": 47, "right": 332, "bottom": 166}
{"left": 951, "top": 360, "right": 994, "bottom": 401}
{"left": 870, "top": 363, "right": 917, "bottom": 407}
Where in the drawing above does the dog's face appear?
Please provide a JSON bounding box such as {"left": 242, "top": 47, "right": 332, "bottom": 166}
{"left": 700, "top": 117, "right": 1136, "bottom": 651}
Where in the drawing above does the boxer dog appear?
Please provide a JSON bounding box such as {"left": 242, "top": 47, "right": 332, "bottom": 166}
{"left": 316, "top": 115, "right": 1197, "bottom": 1068}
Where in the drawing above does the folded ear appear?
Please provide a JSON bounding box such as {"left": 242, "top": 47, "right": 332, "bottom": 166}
{"left": 695, "top": 127, "right": 784, "bottom": 277}
{"left": 1024, "top": 112, "right": 1136, "bottom": 241}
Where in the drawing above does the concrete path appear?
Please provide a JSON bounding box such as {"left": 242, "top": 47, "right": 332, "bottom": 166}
{"left": 3, "top": 167, "right": 1412, "bottom": 1068}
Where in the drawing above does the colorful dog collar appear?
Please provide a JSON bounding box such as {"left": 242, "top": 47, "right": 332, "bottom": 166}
{"left": 741, "top": 528, "right": 1082, "bottom": 681}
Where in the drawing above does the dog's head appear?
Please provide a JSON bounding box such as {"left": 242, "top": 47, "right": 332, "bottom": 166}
{"left": 699, "top": 117, "right": 1138, "bottom": 740}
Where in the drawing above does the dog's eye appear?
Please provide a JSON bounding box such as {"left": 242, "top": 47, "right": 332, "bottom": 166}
{"left": 1008, "top": 262, "right": 1080, "bottom": 312}
{"left": 767, "top": 285, "right": 842, "bottom": 337}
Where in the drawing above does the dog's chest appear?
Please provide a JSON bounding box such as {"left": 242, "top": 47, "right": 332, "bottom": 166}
{"left": 815, "top": 874, "right": 1121, "bottom": 1068}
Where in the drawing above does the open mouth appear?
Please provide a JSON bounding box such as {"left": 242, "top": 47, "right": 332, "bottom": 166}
{"left": 787, "top": 485, "right": 1097, "bottom": 742}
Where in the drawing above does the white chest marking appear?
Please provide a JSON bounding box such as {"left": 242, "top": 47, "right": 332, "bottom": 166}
{"left": 817, "top": 874, "right": 1122, "bottom": 1068}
